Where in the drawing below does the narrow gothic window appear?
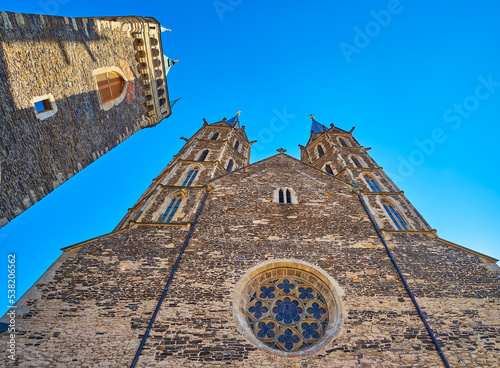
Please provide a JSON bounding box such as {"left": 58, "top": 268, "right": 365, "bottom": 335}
{"left": 351, "top": 156, "right": 361, "bottom": 168}
{"left": 381, "top": 199, "right": 408, "bottom": 231}
{"left": 96, "top": 71, "right": 124, "bottom": 103}
{"left": 364, "top": 174, "right": 381, "bottom": 192}
{"left": 286, "top": 189, "right": 292, "bottom": 204}
{"left": 278, "top": 189, "right": 284, "bottom": 203}
{"left": 198, "top": 150, "right": 209, "bottom": 161}
{"left": 160, "top": 194, "right": 183, "bottom": 223}
{"left": 133, "top": 209, "right": 143, "bottom": 222}
{"left": 317, "top": 145, "right": 324, "bottom": 157}
{"left": 227, "top": 159, "right": 234, "bottom": 172}
{"left": 211, "top": 132, "right": 219, "bottom": 140}
{"left": 182, "top": 167, "right": 199, "bottom": 186}
{"left": 234, "top": 140, "right": 240, "bottom": 151}
{"left": 339, "top": 138, "right": 348, "bottom": 147}
{"left": 325, "top": 165, "right": 334, "bottom": 175}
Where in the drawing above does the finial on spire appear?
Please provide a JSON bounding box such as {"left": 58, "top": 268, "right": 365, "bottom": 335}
{"left": 170, "top": 97, "right": 182, "bottom": 109}
{"left": 310, "top": 116, "right": 325, "bottom": 134}
{"left": 237, "top": 110, "right": 241, "bottom": 115}
{"left": 277, "top": 148, "right": 287, "bottom": 153}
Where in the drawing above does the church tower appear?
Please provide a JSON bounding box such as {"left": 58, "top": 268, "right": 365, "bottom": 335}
{"left": 1, "top": 115, "right": 498, "bottom": 367}
{"left": 300, "top": 117, "right": 432, "bottom": 234}
{"left": 0, "top": 11, "right": 173, "bottom": 228}
{"left": 115, "top": 112, "right": 252, "bottom": 230}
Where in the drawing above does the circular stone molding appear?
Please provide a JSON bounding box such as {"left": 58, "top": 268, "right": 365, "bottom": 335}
{"left": 233, "top": 259, "right": 344, "bottom": 356}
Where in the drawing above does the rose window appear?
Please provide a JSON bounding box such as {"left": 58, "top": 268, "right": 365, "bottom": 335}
{"left": 246, "top": 275, "right": 329, "bottom": 352}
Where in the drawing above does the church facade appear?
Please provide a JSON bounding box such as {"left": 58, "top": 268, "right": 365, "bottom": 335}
{"left": 0, "top": 11, "right": 172, "bottom": 228}
{"left": 1, "top": 115, "right": 499, "bottom": 367}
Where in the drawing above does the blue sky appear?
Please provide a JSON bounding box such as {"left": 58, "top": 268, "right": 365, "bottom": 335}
{"left": 2, "top": 0, "right": 500, "bottom": 310}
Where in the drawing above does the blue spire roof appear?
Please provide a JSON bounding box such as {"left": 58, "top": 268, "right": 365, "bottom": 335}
{"left": 311, "top": 118, "right": 325, "bottom": 133}
{"left": 226, "top": 112, "right": 241, "bottom": 128}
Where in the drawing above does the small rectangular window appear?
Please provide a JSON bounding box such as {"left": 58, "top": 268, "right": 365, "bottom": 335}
{"left": 34, "top": 99, "right": 51, "bottom": 113}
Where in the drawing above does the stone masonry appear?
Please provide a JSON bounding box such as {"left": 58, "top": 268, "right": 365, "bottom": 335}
{"left": 0, "top": 11, "right": 172, "bottom": 228}
{"left": 1, "top": 117, "right": 498, "bottom": 367}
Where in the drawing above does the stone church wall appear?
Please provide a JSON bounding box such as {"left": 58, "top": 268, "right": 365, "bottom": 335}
{"left": 1, "top": 155, "right": 498, "bottom": 367}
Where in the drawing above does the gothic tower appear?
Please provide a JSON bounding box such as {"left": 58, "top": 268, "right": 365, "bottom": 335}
{"left": 115, "top": 112, "right": 252, "bottom": 230}
{"left": 0, "top": 11, "right": 173, "bottom": 228}
{"left": 1, "top": 115, "right": 498, "bottom": 367}
{"left": 300, "top": 117, "right": 432, "bottom": 234}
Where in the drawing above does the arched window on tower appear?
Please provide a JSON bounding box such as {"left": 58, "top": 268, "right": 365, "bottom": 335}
{"left": 364, "top": 174, "right": 381, "bottom": 192}
{"left": 278, "top": 189, "right": 284, "bottom": 203}
{"left": 227, "top": 159, "right": 234, "bottom": 172}
{"left": 96, "top": 71, "right": 125, "bottom": 103}
{"left": 351, "top": 156, "right": 362, "bottom": 168}
{"left": 325, "top": 165, "right": 334, "bottom": 175}
{"left": 381, "top": 199, "right": 408, "bottom": 231}
{"left": 198, "top": 150, "right": 209, "bottom": 161}
{"left": 317, "top": 145, "right": 325, "bottom": 157}
{"left": 210, "top": 132, "right": 219, "bottom": 140}
{"left": 339, "top": 138, "right": 348, "bottom": 147}
{"left": 234, "top": 140, "right": 240, "bottom": 151}
{"left": 182, "top": 167, "right": 199, "bottom": 186}
{"left": 286, "top": 189, "right": 292, "bottom": 204}
{"left": 159, "top": 194, "right": 183, "bottom": 223}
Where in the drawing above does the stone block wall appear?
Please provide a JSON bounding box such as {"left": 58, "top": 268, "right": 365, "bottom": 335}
{"left": 0, "top": 11, "right": 160, "bottom": 227}
{"left": 1, "top": 154, "right": 498, "bottom": 367}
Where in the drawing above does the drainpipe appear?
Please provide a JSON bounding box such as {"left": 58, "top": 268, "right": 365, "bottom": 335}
{"left": 130, "top": 189, "right": 210, "bottom": 368}
{"left": 356, "top": 192, "right": 451, "bottom": 368}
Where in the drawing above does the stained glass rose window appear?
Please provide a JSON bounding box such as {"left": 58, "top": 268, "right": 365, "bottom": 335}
{"left": 246, "top": 275, "right": 329, "bottom": 352}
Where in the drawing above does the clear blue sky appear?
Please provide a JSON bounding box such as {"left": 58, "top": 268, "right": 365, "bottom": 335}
{"left": 2, "top": 0, "right": 500, "bottom": 311}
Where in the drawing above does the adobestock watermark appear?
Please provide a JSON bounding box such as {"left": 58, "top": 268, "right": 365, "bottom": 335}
{"left": 252, "top": 107, "right": 296, "bottom": 153}
{"left": 339, "top": 0, "right": 411, "bottom": 63}
{"left": 213, "top": 0, "right": 243, "bottom": 21}
{"left": 38, "top": 0, "right": 70, "bottom": 15}
{"left": 387, "top": 74, "right": 499, "bottom": 184}
{"left": 5, "top": 254, "right": 17, "bottom": 362}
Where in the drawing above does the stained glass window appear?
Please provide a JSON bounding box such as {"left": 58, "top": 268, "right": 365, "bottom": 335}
{"left": 339, "top": 138, "right": 348, "bottom": 147}
{"left": 227, "top": 159, "right": 234, "bottom": 172}
{"left": 246, "top": 274, "right": 329, "bottom": 352}
{"left": 364, "top": 174, "right": 381, "bottom": 192}
{"left": 159, "top": 194, "right": 182, "bottom": 223}
{"left": 234, "top": 140, "right": 240, "bottom": 151}
{"left": 182, "top": 167, "right": 199, "bottom": 186}
{"left": 210, "top": 132, "right": 219, "bottom": 140}
{"left": 325, "top": 165, "right": 334, "bottom": 175}
{"left": 381, "top": 199, "right": 408, "bottom": 230}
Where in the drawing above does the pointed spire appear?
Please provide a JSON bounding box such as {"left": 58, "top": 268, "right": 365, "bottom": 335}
{"left": 309, "top": 115, "right": 325, "bottom": 133}
{"left": 164, "top": 55, "right": 178, "bottom": 76}
{"left": 226, "top": 111, "right": 241, "bottom": 128}
{"left": 170, "top": 97, "right": 182, "bottom": 109}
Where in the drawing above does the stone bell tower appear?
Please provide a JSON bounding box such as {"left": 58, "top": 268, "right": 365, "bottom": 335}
{"left": 0, "top": 11, "right": 173, "bottom": 228}
{"left": 115, "top": 112, "right": 253, "bottom": 229}
{"left": 300, "top": 116, "right": 432, "bottom": 234}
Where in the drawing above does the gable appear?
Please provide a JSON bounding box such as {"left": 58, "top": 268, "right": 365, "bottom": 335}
{"left": 210, "top": 153, "right": 353, "bottom": 194}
